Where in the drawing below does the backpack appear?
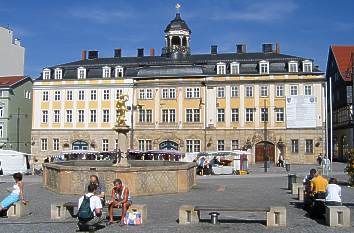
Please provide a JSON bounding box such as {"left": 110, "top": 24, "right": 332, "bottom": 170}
{"left": 77, "top": 195, "right": 94, "bottom": 221}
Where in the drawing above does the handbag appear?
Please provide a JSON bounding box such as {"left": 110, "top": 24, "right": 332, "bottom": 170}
{"left": 123, "top": 211, "right": 142, "bottom": 225}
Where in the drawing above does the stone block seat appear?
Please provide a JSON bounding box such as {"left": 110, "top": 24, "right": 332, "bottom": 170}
{"left": 179, "top": 205, "right": 286, "bottom": 227}
{"left": 325, "top": 206, "right": 351, "bottom": 227}
{"left": 291, "top": 183, "right": 303, "bottom": 195}
{"left": 3, "top": 201, "right": 28, "bottom": 218}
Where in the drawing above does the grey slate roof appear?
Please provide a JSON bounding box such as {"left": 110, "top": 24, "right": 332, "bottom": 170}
{"left": 37, "top": 51, "right": 322, "bottom": 81}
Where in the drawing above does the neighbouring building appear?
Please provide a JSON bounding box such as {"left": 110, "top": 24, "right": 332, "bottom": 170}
{"left": 326, "top": 45, "right": 354, "bottom": 161}
{"left": 0, "top": 76, "right": 33, "bottom": 153}
{"left": 0, "top": 26, "right": 25, "bottom": 76}
{"left": 32, "top": 12, "right": 325, "bottom": 164}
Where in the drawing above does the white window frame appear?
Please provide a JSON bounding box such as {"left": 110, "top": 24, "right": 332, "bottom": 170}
{"left": 78, "top": 90, "right": 85, "bottom": 100}
{"left": 43, "top": 68, "right": 51, "bottom": 80}
{"left": 231, "top": 108, "right": 239, "bottom": 122}
{"left": 260, "top": 85, "right": 268, "bottom": 97}
{"left": 217, "top": 140, "right": 225, "bottom": 151}
{"left": 42, "top": 91, "right": 49, "bottom": 101}
{"left": 230, "top": 62, "right": 240, "bottom": 75}
{"left": 54, "top": 68, "right": 63, "bottom": 79}
{"left": 102, "top": 139, "right": 109, "bottom": 152}
{"left": 275, "top": 108, "right": 284, "bottom": 122}
{"left": 41, "top": 138, "right": 48, "bottom": 151}
{"left": 245, "top": 108, "right": 254, "bottom": 122}
{"left": 115, "top": 66, "right": 124, "bottom": 78}
{"left": 304, "top": 85, "right": 312, "bottom": 96}
{"left": 217, "top": 62, "right": 226, "bottom": 75}
{"left": 0, "top": 124, "right": 3, "bottom": 138}
{"left": 217, "top": 87, "right": 225, "bottom": 98}
{"left": 116, "top": 89, "right": 123, "bottom": 99}
{"left": 291, "top": 139, "right": 299, "bottom": 153}
{"left": 103, "top": 109, "right": 110, "bottom": 123}
{"left": 303, "top": 60, "right": 313, "bottom": 73}
{"left": 53, "top": 110, "right": 60, "bottom": 123}
{"left": 66, "top": 90, "right": 73, "bottom": 101}
{"left": 90, "top": 109, "right": 97, "bottom": 123}
{"left": 90, "top": 90, "right": 97, "bottom": 100}
{"left": 290, "top": 85, "right": 298, "bottom": 96}
{"left": 77, "top": 67, "right": 86, "bottom": 79}
{"left": 0, "top": 105, "right": 3, "bottom": 118}
{"left": 305, "top": 139, "right": 314, "bottom": 154}
{"left": 103, "top": 89, "right": 110, "bottom": 100}
{"left": 42, "top": 110, "right": 48, "bottom": 123}
{"left": 245, "top": 85, "right": 253, "bottom": 97}
{"left": 53, "top": 138, "right": 60, "bottom": 151}
{"left": 217, "top": 108, "right": 225, "bottom": 122}
{"left": 78, "top": 110, "right": 85, "bottom": 123}
{"left": 66, "top": 110, "right": 72, "bottom": 123}
{"left": 231, "top": 86, "right": 238, "bottom": 97}
{"left": 276, "top": 85, "right": 284, "bottom": 97}
{"left": 186, "top": 139, "right": 201, "bottom": 153}
{"left": 102, "top": 66, "right": 111, "bottom": 78}
{"left": 288, "top": 61, "right": 298, "bottom": 73}
{"left": 231, "top": 140, "right": 239, "bottom": 150}
{"left": 260, "top": 108, "right": 268, "bottom": 122}
{"left": 259, "top": 60, "right": 269, "bottom": 74}
{"left": 146, "top": 89, "right": 153, "bottom": 99}
{"left": 54, "top": 91, "right": 61, "bottom": 101}
{"left": 185, "top": 108, "right": 200, "bottom": 123}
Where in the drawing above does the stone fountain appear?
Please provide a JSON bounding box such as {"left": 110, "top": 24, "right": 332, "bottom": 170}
{"left": 42, "top": 95, "right": 196, "bottom": 196}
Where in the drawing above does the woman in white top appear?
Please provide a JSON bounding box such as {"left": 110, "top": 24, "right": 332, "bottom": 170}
{"left": 325, "top": 177, "right": 342, "bottom": 206}
{"left": 0, "top": 172, "right": 27, "bottom": 212}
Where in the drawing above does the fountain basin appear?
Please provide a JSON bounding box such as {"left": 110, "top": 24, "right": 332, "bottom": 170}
{"left": 43, "top": 160, "right": 196, "bottom": 196}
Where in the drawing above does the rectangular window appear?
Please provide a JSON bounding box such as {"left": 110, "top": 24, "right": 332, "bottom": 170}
{"left": 217, "top": 64, "right": 226, "bottom": 75}
{"left": 90, "top": 110, "right": 97, "bottom": 123}
{"left": 169, "top": 88, "right": 176, "bottom": 99}
{"left": 304, "top": 85, "right": 312, "bottom": 96}
{"left": 186, "top": 109, "right": 200, "bottom": 122}
{"left": 193, "top": 109, "right": 200, "bottom": 122}
{"left": 245, "top": 86, "right": 253, "bottom": 97}
{"left": 260, "top": 86, "right": 268, "bottom": 97}
{"left": 138, "top": 140, "right": 145, "bottom": 151}
{"left": 162, "top": 109, "right": 169, "bottom": 123}
{"left": 146, "top": 109, "right": 152, "bottom": 123}
{"left": 103, "top": 90, "right": 110, "bottom": 100}
{"left": 276, "top": 85, "right": 284, "bottom": 97}
{"left": 217, "top": 140, "right": 225, "bottom": 151}
{"left": 103, "top": 109, "right": 110, "bottom": 123}
{"left": 186, "top": 88, "right": 193, "bottom": 98}
{"left": 260, "top": 63, "right": 269, "bottom": 74}
{"left": 193, "top": 88, "right": 200, "bottom": 98}
{"left": 261, "top": 108, "right": 268, "bottom": 122}
{"left": 139, "top": 109, "right": 146, "bottom": 122}
{"left": 146, "top": 140, "right": 152, "bottom": 150}
{"left": 231, "top": 140, "right": 239, "bottom": 150}
{"left": 162, "top": 89, "right": 169, "bottom": 99}
{"left": 66, "top": 110, "right": 72, "bottom": 123}
{"left": 53, "top": 138, "right": 60, "bottom": 151}
{"left": 78, "top": 110, "right": 85, "bottom": 123}
{"left": 186, "top": 140, "right": 201, "bottom": 152}
{"left": 231, "top": 108, "right": 239, "bottom": 122}
{"left": 231, "top": 86, "right": 238, "bottom": 97}
{"left": 217, "top": 87, "right": 225, "bottom": 98}
{"left": 41, "top": 138, "right": 48, "bottom": 151}
{"left": 161, "top": 88, "right": 175, "bottom": 99}
{"left": 230, "top": 63, "right": 239, "bottom": 74}
{"left": 146, "top": 89, "right": 153, "bottom": 99}
{"left": 275, "top": 108, "right": 284, "bottom": 122}
{"left": 246, "top": 108, "right": 254, "bottom": 122}
{"left": 54, "top": 91, "right": 61, "bottom": 101}
{"left": 217, "top": 108, "right": 225, "bottom": 122}
{"left": 303, "top": 63, "right": 312, "bottom": 72}
{"left": 115, "top": 139, "right": 119, "bottom": 150}
{"left": 291, "top": 139, "right": 299, "bottom": 153}
{"left": 186, "top": 109, "right": 193, "bottom": 122}
{"left": 42, "top": 110, "right": 48, "bottom": 123}
{"left": 0, "top": 125, "right": 3, "bottom": 138}
{"left": 42, "top": 91, "right": 49, "bottom": 101}
{"left": 66, "top": 90, "right": 72, "bottom": 101}
{"left": 305, "top": 139, "right": 313, "bottom": 153}
{"left": 78, "top": 90, "right": 85, "bottom": 100}
{"left": 186, "top": 88, "right": 200, "bottom": 98}
{"left": 90, "top": 90, "right": 97, "bottom": 100}
{"left": 0, "top": 106, "right": 3, "bottom": 117}
{"left": 169, "top": 109, "right": 176, "bottom": 122}
{"left": 290, "top": 85, "right": 298, "bottom": 96}
{"left": 139, "top": 89, "right": 145, "bottom": 99}
{"left": 102, "top": 139, "right": 109, "bottom": 152}
{"left": 289, "top": 63, "right": 298, "bottom": 72}
{"left": 53, "top": 110, "right": 60, "bottom": 123}
{"left": 116, "top": 89, "right": 123, "bottom": 99}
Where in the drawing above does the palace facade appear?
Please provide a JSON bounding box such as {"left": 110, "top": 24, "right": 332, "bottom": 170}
{"left": 32, "top": 13, "right": 325, "bottom": 164}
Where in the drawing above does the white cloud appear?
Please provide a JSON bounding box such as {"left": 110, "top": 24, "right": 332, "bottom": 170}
{"left": 69, "top": 8, "right": 133, "bottom": 23}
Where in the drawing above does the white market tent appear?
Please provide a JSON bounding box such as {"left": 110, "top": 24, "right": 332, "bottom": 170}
{"left": 0, "top": 149, "right": 31, "bottom": 175}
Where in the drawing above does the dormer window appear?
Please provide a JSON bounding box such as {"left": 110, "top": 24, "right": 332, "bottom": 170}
{"left": 217, "top": 62, "right": 226, "bottom": 75}
{"left": 230, "top": 62, "right": 240, "bottom": 75}
{"left": 288, "top": 61, "right": 298, "bottom": 73}
{"left": 43, "top": 68, "right": 51, "bottom": 80}
{"left": 102, "top": 66, "right": 111, "bottom": 78}
{"left": 77, "top": 67, "right": 86, "bottom": 79}
{"left": 54, "top": 68, "right": 63, "bottom": 79}
{"left": 303, "top": 60, "right": 312, "bottom": 73}
{"left": 259, "top": 61, "right": 269, "bottom": 74}
{"left": 115, "top": 66, "right": 124, "bottom": 78}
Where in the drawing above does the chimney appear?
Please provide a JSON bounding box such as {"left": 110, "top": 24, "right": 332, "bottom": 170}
{"left": 88, "top": 50, "right": 98, "bottom": 59}
{"left": 211, "top": 45, "right": 217, "bottom": 55}
{"left": 114, "top": 48, "right": 122, "bottom": 58}
{"left": 275, "top": 42, "right": 280, "bottom": 54}
{"left": 82, "top": 50, "right": 87, "bottom": 60}
{"left": 14, "top": 38, "right": 21, "bottom": 46}
{"left": 137, "top": 48, "right": 144, "bottom": 57}
{"left": 150, "top": 48, "right": 155, "bottom": 56}
{"left": 262, "top": 43, "right": 273, "bottom": 53}
{"left": 236, "top": 44, "right": 246, "bottom": 53}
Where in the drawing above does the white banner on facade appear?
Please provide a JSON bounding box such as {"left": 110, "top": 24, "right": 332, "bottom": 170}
{"left": 286, "top": 96, "right": 316, "bottom": 128}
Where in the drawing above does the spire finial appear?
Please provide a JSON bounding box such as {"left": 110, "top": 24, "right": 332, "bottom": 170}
{"left": 176, "top": 3, "right": 181, "bottom": 13}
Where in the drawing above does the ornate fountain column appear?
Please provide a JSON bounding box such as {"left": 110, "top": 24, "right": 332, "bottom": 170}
{"left": 113, "top": 94, "right": 131, "bottom": 167}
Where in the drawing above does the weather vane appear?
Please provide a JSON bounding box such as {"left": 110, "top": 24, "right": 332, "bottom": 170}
{"left": 176, "top": 3, "right": 181, "bottom": 13}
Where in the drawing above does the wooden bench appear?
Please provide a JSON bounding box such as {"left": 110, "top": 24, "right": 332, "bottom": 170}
{"left": 179, "top": 205, "right": 286, "bottom": 227}
{"left": 51, "top": 201, "right": 147, "bottom": 223}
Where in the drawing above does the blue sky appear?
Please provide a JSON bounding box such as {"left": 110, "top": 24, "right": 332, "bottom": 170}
{"left": 1, "top": 0, "right": 354, "bottom": 78}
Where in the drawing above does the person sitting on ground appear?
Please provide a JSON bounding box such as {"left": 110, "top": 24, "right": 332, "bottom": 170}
{"left": 107, "top": 179, "right": 132, "bottom": 226}
{"left": 0, "top": 173, "right": 27, "bottom": 213}
{"left": 77, "top": 183, "right": 103, "bottom": 231}
{"left": 325, "top": 177, "right": 342, "bottom": 206}
{"left": 85, "top": 175, "right": 106, "bottom": 206}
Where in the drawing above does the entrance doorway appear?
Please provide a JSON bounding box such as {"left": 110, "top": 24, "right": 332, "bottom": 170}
{"left": 159, "top": 140, "right": 179, "bottom": 150}
{"left": 255, "top": 141, "right": 275, "bottom": 162}
{"left": 72, "top": 140, "right": 89, "bottom": 150}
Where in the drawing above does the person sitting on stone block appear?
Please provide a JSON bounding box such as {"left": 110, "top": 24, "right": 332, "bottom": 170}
{"left": 325, "top": 177, "right": 342, "bottom": 206}
{"left": 107, "top": 179, "right": 132, "bottom": 226}
{"left": 77, "top": 183, "right": 103, "bottom": 231}
{"left": 0, "top": 173, "right": 27, "bottom": 214}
